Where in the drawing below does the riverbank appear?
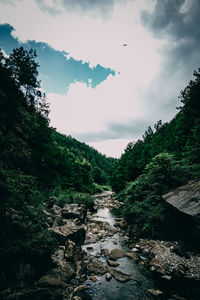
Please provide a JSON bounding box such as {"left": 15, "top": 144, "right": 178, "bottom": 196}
{"left": 81, "top": 192, "right": 200, "bottom": 300}
{"left": 1, "top": 191, "right": 199, "bottom": 300}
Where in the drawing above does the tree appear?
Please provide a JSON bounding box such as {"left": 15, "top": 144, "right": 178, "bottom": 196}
{"left": 5, "top": 47, "right": 42, "bottom": 107}
{"left": 91, "top": 166, "right": 107, "bottom": 185}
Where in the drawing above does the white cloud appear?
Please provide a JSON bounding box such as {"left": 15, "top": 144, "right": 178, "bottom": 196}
{"left": 0, "top": 0, "right": 172, "bottom": 157}
{"left": 88, "top": 138, "right": 132, "bottom": 158}
{"left": 0, "top": 0, "right": 161, "bottom": 72}
{"left": 48, "top": 72, "right": 146, "bottom": 136}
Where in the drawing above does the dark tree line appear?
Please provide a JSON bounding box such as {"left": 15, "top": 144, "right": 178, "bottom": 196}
{"left": 112, "top": 69, "right": 200, "bottom": 246}
{"left": 0, "top": 47, "right": 115, "bottom": 286}
{"left": 111, "top": 70, "right": 200, "bottom": 193}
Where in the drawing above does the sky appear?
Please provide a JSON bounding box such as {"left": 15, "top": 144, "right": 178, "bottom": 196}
{"left": 0, "top": 0, "right": 199, "bottom": 157}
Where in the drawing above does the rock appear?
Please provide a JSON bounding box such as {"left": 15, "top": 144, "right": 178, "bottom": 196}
{"left": 172, "top": 295, "right": 187, "bottom": 300}
{"left": 73, "top": 296, "right": 82, "bottom": 300}
{"left": 90, "top": 275, "right": 98, "bottom": 282}
{"left": 106, "top": 260, "right": 119, "bottom": 267}
{"left": 117, "top": 220, "right": 127, "bottom": 229}
{"left": 101, "top": 248, "right": 109, "bottom": 256}
{"left": 108, "top": 269, "right": 131, "bottom": 282}
{"left": 74, "top": 285, "right": 87, "bottom": 293}
{"left": 37, "top": 271, "right": 63, "bottom": 287}
{"left": 52, "top": 215, "right": 63, "bottom": 227}
{"left": 62, "top": 203, "right": 86, "bottom": 220}
{"left": 109, "top": 248, "right": 126, "bottom": 260}
{"left": 86, "top": 246, "right": 93, "bottom": 250}
{"left": 147, "top": 289, "right": 163, "bottom": 296}
{"left": 103, "top": 224, "right": 117, "bottom": 234}
{"left": 51, "top": 204, "right": 62, "bottom": 215}
{"left": 136, "top": 239, "right": 200, "bottom": 283}
{"left": 49, "top": 224, "right": 85, "bottom": 245}
{"left": 126, "top": 252, "right": 140, "bottom": 261}
{"left": 161, "top": 275, "right": 172, "bottom": 280}
{"left": 87, "top": 260, "right": 107, "bottom": 275}
{"left": 105, "top": 273, "right": 112, "bottom": 281}
{"left": 163, "top": 180, "right": 200, "bottom": 217}
{"left": 51, "top": 247, "right": 75, "bottom": 282}
{"left": 65, "top": 239, "right": 76, "bottom": 259}
{"left": 131, "top": 247, "right": 139, "bottom": 252}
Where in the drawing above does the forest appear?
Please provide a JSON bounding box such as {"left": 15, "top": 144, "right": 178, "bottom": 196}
{"left": 0, "top": 47, "right": 115, "bottom": 282}
{"left": 111, "top": 67, "right": 200, "bottom": 246}
{"left": 0, "top": 47, "right": 199, "bottom": 294}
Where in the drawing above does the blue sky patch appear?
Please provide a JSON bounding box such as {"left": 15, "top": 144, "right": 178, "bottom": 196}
{"left": 0, "top": 23, "right": 115, "bottom": 95}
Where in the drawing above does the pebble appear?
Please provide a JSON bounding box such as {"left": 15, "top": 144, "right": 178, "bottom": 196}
{"left": 131, "top": 247, "right": 139, "bottom": 252}
{"left": 87, "top": 246, "right": 93, "bottom": 250}
{"left": 105, "top": 273, "right": 112, "bottom": 281}
{"left": 90, "top": 275, "right": 98, "bottom": 282}
{"left": 74, "top": 285, "right": 87, "bottom": 293}
{"left": 147, "top": 289, "right": 163, "bottom": 296}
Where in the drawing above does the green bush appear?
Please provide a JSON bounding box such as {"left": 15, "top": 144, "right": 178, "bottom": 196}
{"left": 91, "top": 183, "right": 110, "bottom": 194}
{"left": 52, "top": 189, "right": 94, "bottom": 210}
{"left": 120, "top": 153, "right": 191, "bottom": 239}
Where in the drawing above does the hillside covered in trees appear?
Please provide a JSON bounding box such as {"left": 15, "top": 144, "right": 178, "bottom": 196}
{"left": 0, "top": 47, "right": 115, "bottom": 286}
{"left": 0, "top": 46, "right": 200, "bottom": 299}
{"left": 111, "top": 69, "right": 200, "bottom": 246}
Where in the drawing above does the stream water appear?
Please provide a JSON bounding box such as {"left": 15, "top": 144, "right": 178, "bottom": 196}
{"left": 82, "top": 204, "right": 156, "bottom": 300}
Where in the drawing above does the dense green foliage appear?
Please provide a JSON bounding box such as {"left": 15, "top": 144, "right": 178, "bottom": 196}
{"left": 111, "top": 70, "right": 200, "bottom": 192}
{"left": 51, "top": 189, "right": 94, "bottom": 210}
{"left": 113, "top": 70, "right": 200, "bottom": 246}
{"left": 0, "top": 47, "right": 115, "bottom": 285}
{"left": 117, "top": 153, "right": 198, "bottom": 243}
{"left": 52, "top": 130, "right": 115, "bottom": 186}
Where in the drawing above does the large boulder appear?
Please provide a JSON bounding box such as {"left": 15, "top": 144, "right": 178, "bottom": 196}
{"left": 49, "top": 223, "right": 85, "bottom": 245}
{"left": 37, "top": 271, "right": 63, "bottom": 288}
{"left": 62, "top": 204, "right": 87, "bottom": 220}
{"left": 163, "top": 180, "right": 200, "bottom": 218}
{"left": 51, "top": 247, "right": 75, "bottom": 282}
{"left": 109, "top": 248, "right": 126, "bottom": 260}
{"left": 108, "top": 269, "right": 131, "bottom": 282}
{"left": 87, "top": 260, "right": 107, "bottom": 275}
{"left": 137, "top": 239, "right": 200, "bottom": 281}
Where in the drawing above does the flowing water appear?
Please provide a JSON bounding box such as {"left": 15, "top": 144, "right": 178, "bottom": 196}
{"left": 82, "top": 203, "right": 156, "bottom": 300}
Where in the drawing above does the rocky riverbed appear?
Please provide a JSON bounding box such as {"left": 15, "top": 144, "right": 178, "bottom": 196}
{"left": 2, "top": 191, "right": 199, "bottom": 300}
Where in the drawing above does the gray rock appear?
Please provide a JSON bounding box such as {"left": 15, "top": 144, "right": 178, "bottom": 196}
{"left": 87, "top": 260, "right": 107, "bottom": 275}
{"left": 103, "top": 224, "right": 117, "bottom": 233}
{"left": 106, "top": 260, "right": 119, "bottom": 267}
{"left": 105, "top": 273, "right": 112, "bottom": 281}
{"left": 62, "top": 203, "right": 86, "bottom": 220}
{"left": 90, "top": 275, "right": 98, "bottom": 282}
{"left": 126, "top": 252, "right": 140, "bottom": 261}
{"left": 101, "top": 248, "right": 109, "bottom": 256}
{"left": 65, "top": 239, "right": 76, "bottom": 259}
{"left": 147, "top": 289, "right": 163, "bottom": 296}
{"left": 49, "top": 224, "right": 85, "bottom": 245}
{"left": 52, "top": 204, "right": 62, "bottom": 215}
{"left": 37, "top": 271, "right": 62, "bottom": 287}
{"left": 73, "top": 296, "right": 82, "bottom": 300}
{"left": 109, "top": 248, "right": 126, "bottom": 260}
{"left": 108, "top": 269, "right": 131, "bottom": 282}
{"left": 161, "top": 275, "right": 172, "bottom": 280}
{"left": 163, "top": 180, "right": 200, "bottom": 217}
{"left": 74, "top": 285, "right": 87, "bottom": 293}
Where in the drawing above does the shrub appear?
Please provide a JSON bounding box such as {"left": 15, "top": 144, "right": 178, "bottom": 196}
{"left": 52, "top": 189, "right": 94, "bottom": 210}
{"left": 120, "top": 153, "right": 191, "bottom": 240}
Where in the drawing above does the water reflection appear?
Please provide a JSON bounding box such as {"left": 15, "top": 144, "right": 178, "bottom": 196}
{"left": 82, "top": 204, "right": 155, "bottom": 300}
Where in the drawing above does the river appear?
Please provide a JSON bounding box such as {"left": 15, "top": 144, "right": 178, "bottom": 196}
{"left": 81, "top": 193, "right": 156, "bottom": 300}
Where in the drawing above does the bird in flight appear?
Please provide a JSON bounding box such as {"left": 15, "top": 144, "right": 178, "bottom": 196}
{"left": 122, "top": 43, "right": 127, "bottom": 47}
